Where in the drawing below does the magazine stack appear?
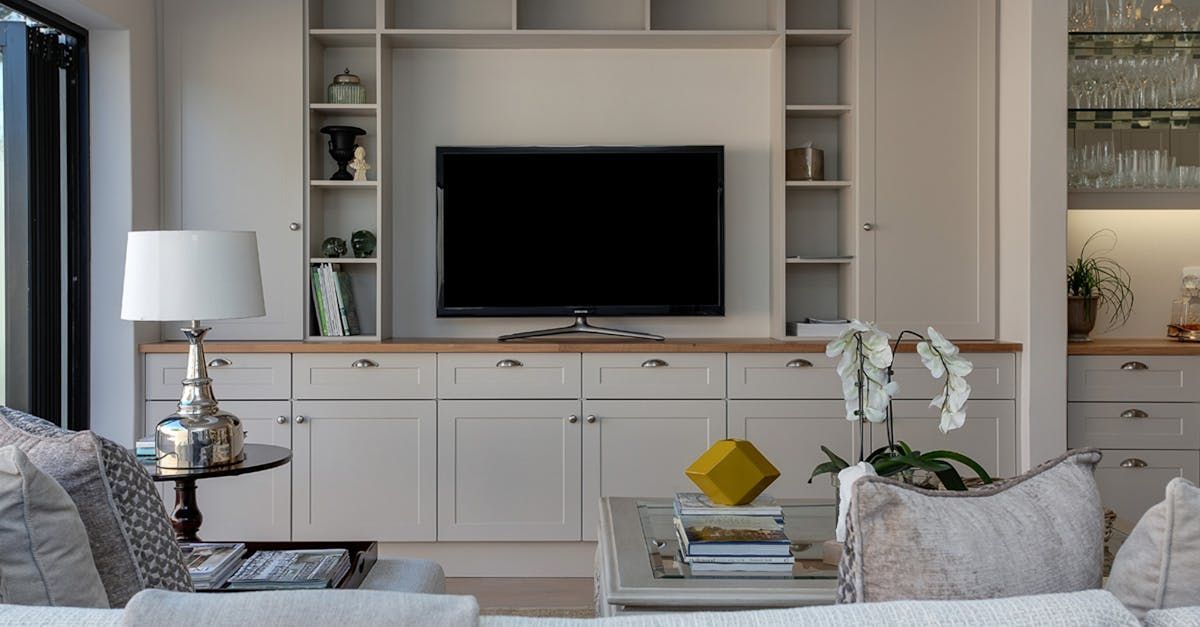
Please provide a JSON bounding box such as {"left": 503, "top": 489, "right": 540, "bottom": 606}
{"left": 673, "top": 492, "right": 793, "bottom": 574}
{"left": 226, "top": 548, "right": 352, "bottom": 590}
{"left": 180, "top": 543, "right": 247, "bottom": 591}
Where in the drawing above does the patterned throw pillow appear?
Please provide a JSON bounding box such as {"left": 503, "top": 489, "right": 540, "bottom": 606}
{"left": 839, "top": 449, "right": 1104, "bottom": 604}
{"left": 0, "top": 407, "right": 192, "bottom": 606}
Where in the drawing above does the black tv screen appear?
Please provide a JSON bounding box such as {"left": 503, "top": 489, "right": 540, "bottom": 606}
{"left": 436, "top": 146, "right": 724, "bottom": 317}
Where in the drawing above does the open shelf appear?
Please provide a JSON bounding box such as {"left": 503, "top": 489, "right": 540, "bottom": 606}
{"left": 310, "top": 180, "right": 379, "bottom": 188}
{"left": 786, "top": 256, "right": 852, "bottom": 264}
{"left": 310, "top": 103, "right": 378, "bottom": 116}
{"left": 309, "top": 29, "right": 377, "bottom": 47}
{"left": 1069, "top": 190, "right": 1200, "bottom": 210}
{"left": 309, "top": 0, "right": 376, "bottom": 30}
{"left": 786, "top": 180, "right": 850, "bottom": 189}
{"left": 650, "top": 0, "right": 776, "bottom": 31}
{"left": 388, "top": 0, "right": 513, "bottom": 30}
{"left": 785, "top": 30, "right": 851, "bottom": 46}
{"left": 310, "top": 257, "right": 379, "bottom": 264}
{"left": 786, "top": 104, "right": 850, "bottom": 118}
{"left": 380, "top": 29, "right": 780, "bottom": 49}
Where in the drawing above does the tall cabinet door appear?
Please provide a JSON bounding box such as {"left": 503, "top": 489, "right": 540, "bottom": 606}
{"left": 439, "top": 400, "right": 582, "bottom": 541}
{"left": 859, "top": 0, "right": 998, "bottom": 338}
{"left": 160, "top": 0, "right": 304, "bottom": 339}
{"left": 145, "top": 400, "right": 293, "bottom": 541}
{"left": 291, "top": 401, "right": 436, "bottom": 541}
{"left": 888, "top": 400, "right": 1017, "bottom": 479}
{"left": 729, "top": 401, "right": 857, "bottom": 501}
{"left": 581, "top": 400, "right": 726, "bottom": 541}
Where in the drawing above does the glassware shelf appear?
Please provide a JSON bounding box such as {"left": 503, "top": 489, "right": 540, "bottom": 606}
{"left": 1069, "top": 31, "right": 1200, "bottom": 50}
{"left": 1069, "top": 109, "right": 1200, "bottom": 129}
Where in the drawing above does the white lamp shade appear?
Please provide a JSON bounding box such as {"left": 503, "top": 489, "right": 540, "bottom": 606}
{"left": 121, "top": 230, "right": 266, "bottom": 322}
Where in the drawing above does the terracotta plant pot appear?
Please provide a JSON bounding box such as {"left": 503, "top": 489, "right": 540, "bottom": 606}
{"left": 1068, "top": 295, "right": 1101, "bottom": 342}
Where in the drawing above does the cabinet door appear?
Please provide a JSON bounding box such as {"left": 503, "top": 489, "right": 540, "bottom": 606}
{"left": 728, "top": 401, "right": 856, "bottom": 500}
{"left": 160, "top": 0, "right": 303, "bottom": 339}
{"left": 438, "top": 400, "right": 582, "bottom": 541}
{"left": 860, "top": 0, "right": 997, "bottom": 338}
{"left": 291, "top": 401, "right": 436, "bottom": 541}
{"left": 1095, "top": 450, "right": 1200, "bottom": 524}
{"left": 145, "top": 400, "right": 292, "bottom": 541}
{"left": 581, "top": 400, "right": 726, "bottom": 541}
{"left": 887, "top": 400, "right": 1017, "bottom": 479}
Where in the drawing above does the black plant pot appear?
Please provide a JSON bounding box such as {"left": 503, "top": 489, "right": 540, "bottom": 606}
{"left": 320, "top": 125, "right": 366, "bottom": 181}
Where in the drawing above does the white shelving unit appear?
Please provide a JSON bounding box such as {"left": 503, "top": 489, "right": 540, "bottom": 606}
{"left": 771, "top": 0, "right": 857, "bottom": 339}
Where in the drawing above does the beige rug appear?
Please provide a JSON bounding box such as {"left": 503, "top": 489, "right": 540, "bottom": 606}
{"left": 481, "top": 607, "right": 595, "bottom": 618}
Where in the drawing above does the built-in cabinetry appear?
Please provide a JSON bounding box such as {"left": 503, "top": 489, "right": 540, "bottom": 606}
{"left": 142, "top": 341, "right": 1019, "bottom": 545}
{"left": 1067, "top": 352, "right": 1200, "bottom": 524}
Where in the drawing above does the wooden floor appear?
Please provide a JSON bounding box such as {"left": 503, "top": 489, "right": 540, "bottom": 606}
{"left": 446, "top": 577, "right": 594, "bottom": 609}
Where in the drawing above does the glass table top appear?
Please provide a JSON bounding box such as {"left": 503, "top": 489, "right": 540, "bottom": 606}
{"left": 636, "top": 500, "right": 839, "bottom": 581}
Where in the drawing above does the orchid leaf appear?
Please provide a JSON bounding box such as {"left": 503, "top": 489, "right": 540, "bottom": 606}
{"left": 820, "top": 445, "right": 850, "bottom": 469}
{"left": 807, "top": 461, "right": 845, "bottom": 483}
{"left": 922, "top": 450, "right": 994, "bottom": 484}
{"left": 932, "top": 465, "right": 967, "bottom": 491}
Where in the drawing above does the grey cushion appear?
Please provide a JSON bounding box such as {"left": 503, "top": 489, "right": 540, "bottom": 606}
{"left": 840, "top": 449, "right": 1104, "bottom": 603}
{"left": 0, "top": 407, "right": 192, "bottom": 607}
{"left": 0, "top": 603, "right": 123, "bottom": 626}
{"left": 1144, "top": 606, "right": 1200, "bottom": 627}
{"left": 122, "top": 589, "right": 479, "bottom": 627}
{"left": 0, "top": 446, "right": 108, "bottom": 607}
{"left": 360, "top": 558, "right": 446, "bottom": 594}
{"left": 1106, "top": 477, "right": 1200, "bottom": 619}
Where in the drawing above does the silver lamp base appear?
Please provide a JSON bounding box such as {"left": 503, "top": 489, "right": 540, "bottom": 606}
{"left": 155, "top": 322, "right": 246, "bottom": 469}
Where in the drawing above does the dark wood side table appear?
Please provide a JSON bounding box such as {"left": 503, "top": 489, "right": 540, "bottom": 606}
{"left": 140, "top": 443, "right": 292, "bottom": 542}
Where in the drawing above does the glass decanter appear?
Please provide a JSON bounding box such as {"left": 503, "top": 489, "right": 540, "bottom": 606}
{"left": 1168, "top": 274, "right": 1200, "bottom": 341}
{"left": 1151, "top": 0, "right": 1187, "bottom": 31}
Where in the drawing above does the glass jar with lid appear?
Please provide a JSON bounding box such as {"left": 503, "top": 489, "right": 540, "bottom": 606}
{"left": 327, "top": 68, "right": 366, "bottom": 104}
{"left": 1168, "top": 272, "right": 1200, "bottom": 341}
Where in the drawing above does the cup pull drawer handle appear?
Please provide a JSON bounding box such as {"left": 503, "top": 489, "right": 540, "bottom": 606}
{"left": 1120, "top": 409, "right": 1149, "bottom": 419}
{"left": 496, "top": 359, "right": 523, "bottom": 368}
{"left": 1120, "top": 361, "right": 1149, "bottom": 371}
{"left": 641, "top": 359, "right": 668, "bottom": 368}
{"left": 207, "top": 358, "right": 232, "bottom": 368}
{"left": 1119, "top": 458, "right": 1148, "bottom": 469}
{"left": 351, "top": 359, "right": 378, "bottom": 369}
{"left": 785, "top": 359, "right": 813, "bottom": 368}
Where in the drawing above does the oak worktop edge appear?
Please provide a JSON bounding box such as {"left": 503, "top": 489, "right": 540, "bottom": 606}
{"left": 1068, "top": 338, "right": 1200, "bottom": 355}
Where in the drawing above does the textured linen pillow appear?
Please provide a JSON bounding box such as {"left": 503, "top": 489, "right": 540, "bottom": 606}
{"left": 1106, "top": 477, "right": 1200, "bottom": 619}
{"left": 0, "top": 407, "right": 191, "bottom": 607}
{"left": 0, "top": 445, "right": 108, "bottom": 607}
{"left": 839, "top": 449, "right": 1104, "bottom": 604}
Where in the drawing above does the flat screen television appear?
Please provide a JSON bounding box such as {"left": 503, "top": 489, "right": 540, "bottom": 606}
{"left": 436, "top": 146, "right": 725, "bottom": 323}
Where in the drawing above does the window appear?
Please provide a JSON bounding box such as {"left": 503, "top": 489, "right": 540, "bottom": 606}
{"left": 0, "top": 0, "right": 88, "bottom": 429}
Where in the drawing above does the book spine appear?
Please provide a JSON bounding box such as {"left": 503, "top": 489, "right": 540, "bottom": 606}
{"left": 337, "top": 271, "right": 362, "bottom": 335}
{"left": 321, "top": 264, "right": 344, "bottom": 336}
{"left": 333, "top": 271, "right": 351, "bottom": 335}
{"left": 310, "top": 266, "right": 329, "bottom": 336}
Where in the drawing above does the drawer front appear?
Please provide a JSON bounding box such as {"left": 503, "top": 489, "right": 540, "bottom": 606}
{"left": 727, "top": 354, "right": 839, "bottom": 399}
{"left": 438, "top": 354, "right": 581, "bottom": 399}
{"left": 1068, "top": 402, "right": 1200, "bottom": 450}
{"left": 293, "top": 354, "right": 436, "bottom": 399}
{"left": 583, "top": 354, "right": 726, "bottom": 399}
{"left": 890, "top": 353, "right": 1016, "bottom": 400}
{"left": 1095, "top": 449, "right": 1200, "bottom": 524}
{"left": 1068, "top": 356, "right": 1200, "bottom": 402}
{"left": 145, "top": 353, "right": 291, "bottom": 400}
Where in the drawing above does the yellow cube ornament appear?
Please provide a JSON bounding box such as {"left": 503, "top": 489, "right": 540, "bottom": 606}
{"left": 685, "top": 439, "right": 781, "bottom": 506}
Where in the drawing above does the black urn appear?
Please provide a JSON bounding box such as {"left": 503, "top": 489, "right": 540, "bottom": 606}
{"left": 320, "top": 125, "right": 366, "bottom": 181}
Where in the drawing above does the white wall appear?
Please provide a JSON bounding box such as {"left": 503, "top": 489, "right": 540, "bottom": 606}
{"left": 390, "top": 49, "right": 772, "bottom": 338}
{"left": 39, "top": 0, "right": 159, "bottom": 444}
{"left": 998, "top": 0, "right": 1069, "bottom": 470}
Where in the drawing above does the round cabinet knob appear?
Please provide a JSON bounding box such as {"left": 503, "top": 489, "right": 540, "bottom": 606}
{"left": 294, "top": 416, "right": 306, "bottom": 424}
{"left": 275, "top": 416, "right": 288, "bottom": 425}
{"left": 862, "top": 222, "right": 875, "bottom": 232}
{"left": 567, "top": 415, "right": 579, "bottom": 424}
{"left": 586, "top": 415, "right": 597, "bottom": 423}
{"left": 289, "top": 222, "right": 301, "bottom": 231}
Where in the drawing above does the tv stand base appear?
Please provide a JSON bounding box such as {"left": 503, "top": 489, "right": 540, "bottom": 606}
{"left": 498, "top": 316, "right": 665, "bottom": 342}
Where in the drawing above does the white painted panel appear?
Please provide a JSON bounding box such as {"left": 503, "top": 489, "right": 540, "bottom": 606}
{"left": 1068, "top": 403, "right": 1200, "bottom": 450}
{"left": 888, "top": 399, "right": 1017, "bottom": 478}
{"left": 438, "top": 354, "right": 581, "bottom": 399}
{"left": 292, "top": 353, "right": 436, "bottom": 399}
{"left": 727, "top": 353, "right": 839, "bottom": 399}
{"left": 146, "top": 400, "right": 293, "bottom": 541}
{"left": 583, "top": 354, "right": 725, "bottom": 399}
{"left": 292, "top": 401, "right": 436, "bottom": 541}
{"left": 1068, "top": 356, "right": 1199, "bottom": 402}
{"left": 890, "top": 353, "right": 1016, "bottom": 400}
{"left": 582, "top": 400, "right": 726, "bottom": 540}
{"left": 1095, "top": 450, "right": 1199, "bottom": 524}
{"left": 145, "top": 354, "right": 291, "bottom": 400}
{"left": 438, "top": 400, "right": 582, "bottom": 540}
{"left": 728, "top": 400, "right": 854, "bottom": 500}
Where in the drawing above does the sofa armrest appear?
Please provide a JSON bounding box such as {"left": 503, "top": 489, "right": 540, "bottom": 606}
{"left": 121, "top": 589, "right": 477, "bottom": 626}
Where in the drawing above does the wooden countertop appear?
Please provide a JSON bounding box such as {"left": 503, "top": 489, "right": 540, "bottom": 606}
{"left": 139, "top": 337, "right": 1023, "bottom": 354}
{"left": 1068, "top": 337, "right": 1200, "bottom": 355}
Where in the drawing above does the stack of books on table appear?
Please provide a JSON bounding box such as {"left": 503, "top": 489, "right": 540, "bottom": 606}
{"left": 225, "top": 548, "right": 351, "bottom": 590}
{"left": 673, "top": 492, "right": 793, "bottom": 574}
{"left": 180, "top": 542, "right": 247, "bottom": 591}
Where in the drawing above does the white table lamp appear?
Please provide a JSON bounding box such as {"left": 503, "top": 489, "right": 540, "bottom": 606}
{"left": 121, "top": 230, "right": 266, "bottom": 468}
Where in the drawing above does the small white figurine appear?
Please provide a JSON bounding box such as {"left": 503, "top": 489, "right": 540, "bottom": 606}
{"left": 349, "top": 146, "right": 371, "bottom": 182}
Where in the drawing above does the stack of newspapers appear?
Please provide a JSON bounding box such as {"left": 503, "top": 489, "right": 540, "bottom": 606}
{"left": 180, "top": 543, "right": 247, "bottom": 591}
{"left": 673, "top": 492, "right": 793, "bottom": 574}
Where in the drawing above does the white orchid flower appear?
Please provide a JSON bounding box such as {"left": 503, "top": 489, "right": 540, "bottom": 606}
{"left": 926, "top": 326, "right": 959, "bottom": 357}
{"left": 916, "top": 341, "right": 945, "bottom": 378}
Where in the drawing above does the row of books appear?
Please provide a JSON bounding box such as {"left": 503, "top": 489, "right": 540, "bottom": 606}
{"left": 673, "top": 492, "right": 793, "bottom": 574}
{"left": 181, "top": 543, "right": 351, "bottom": 591}
{"left": 310, "top": 263, "right": 361, "bottom": 337}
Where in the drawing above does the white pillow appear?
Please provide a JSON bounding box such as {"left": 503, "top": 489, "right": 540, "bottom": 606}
{"left": 0, "top": 445, "right": 109, "bottom": 607}
{"left": 1107, "top": 477, "right": 1200, "bottom": 619}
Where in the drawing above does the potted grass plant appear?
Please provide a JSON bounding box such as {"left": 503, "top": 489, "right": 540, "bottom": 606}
{"left": 1067, "top": 229, "right": 1133, "bottom": 342}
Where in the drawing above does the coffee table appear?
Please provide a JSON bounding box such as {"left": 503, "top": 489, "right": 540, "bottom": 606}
{"left": 595, "top": 497, "right": 839, "bottom": 616}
